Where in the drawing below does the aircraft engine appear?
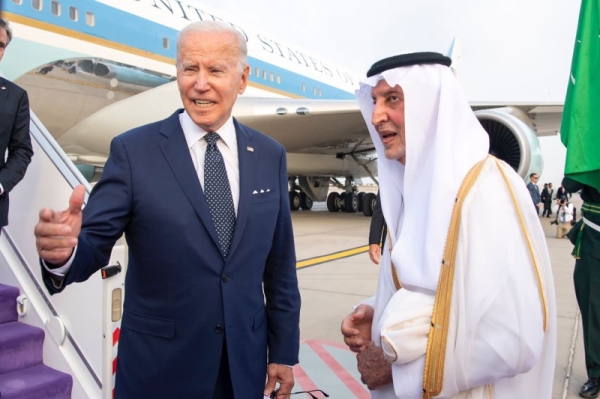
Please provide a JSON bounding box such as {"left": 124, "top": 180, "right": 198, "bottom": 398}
{"left": 475, "top": 107, "right": 543, "bottom": 180}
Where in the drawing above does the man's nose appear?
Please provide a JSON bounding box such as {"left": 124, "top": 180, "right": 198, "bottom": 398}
{"left": 194, "top": 71, "right": 210, "bottom": 91}
{"left": 371, "top": 104, "right": 388, "bottom": 127}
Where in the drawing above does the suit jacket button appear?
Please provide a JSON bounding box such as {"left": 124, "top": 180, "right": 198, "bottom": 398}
{"left": 215, "top": 325, "right": 224, "bottom": 334}
{"left": 221, "top": 274, "right": 230, "bottom": 283}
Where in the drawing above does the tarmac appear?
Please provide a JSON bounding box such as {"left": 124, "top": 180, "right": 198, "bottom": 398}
{"left": 290, "top": 192, "right": 588, "bottom": 399}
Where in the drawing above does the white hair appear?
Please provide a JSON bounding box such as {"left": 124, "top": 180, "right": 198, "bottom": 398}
{"left": 176, "top": 20, "right": 248, "bottom": 72}
{"left": 0, "top": 18, "right": 12, "bottom": 46}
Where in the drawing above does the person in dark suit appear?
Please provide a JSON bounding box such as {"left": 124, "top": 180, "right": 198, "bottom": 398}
{"left": 0, "top": 18, "right": 34, "bottom": 231}
{"left": 368, "top": 191, "right": 387, "bottom": 264}
{"left": 541, "top": 183, "right": 550, "bottom": 217}
{"left": 34, "top": 21, "right": 300, "bottom": 398}
{"left": 563, "top": 177, "right": 600, "bottom": 398}
{"left": 526, "top": 173, "right": 541, "bottom": 214}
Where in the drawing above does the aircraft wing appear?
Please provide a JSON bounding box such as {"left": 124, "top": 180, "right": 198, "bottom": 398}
{"left": 58, "top": 81, "right": 563, "bottom": 174}
{"left": 58, "top": 81, "right": 374, "bottom": 165}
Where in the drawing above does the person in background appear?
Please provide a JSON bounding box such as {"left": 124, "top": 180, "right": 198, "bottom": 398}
{"left": 527, "top": 173, "right": 542, "bottom": 215}
{"left": 546, "top": 182, "right": 555, "bottom": 217}
{"left": 0, "top": 18, "right": 34, "bottom": 233}
{"left": 552, "top": 196, "right": 573, "bottom": 238}
{"left": 369, "top": 191, "right": 387, "bottom": 264}
{"left": 563, "top": 176, "right": 600, "bottom": 398}
{"left": 541, "top": 183, "right": 550, "bottom": 217}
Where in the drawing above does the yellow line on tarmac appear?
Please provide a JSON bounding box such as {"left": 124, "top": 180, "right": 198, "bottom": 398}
{"left": 296, "top": 245, "right": 369, "bottom": 269}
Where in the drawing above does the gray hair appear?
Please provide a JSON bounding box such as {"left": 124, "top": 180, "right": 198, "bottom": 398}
{"left": 0, "top": 18, "right": 12, "bottom": 46}
{"left": 176, "top": 21, "right": 248, "bottom": 72}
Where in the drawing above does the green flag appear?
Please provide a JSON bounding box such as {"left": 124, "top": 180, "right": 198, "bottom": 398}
{"left": 560, "top": 0, "right": 600, "bottom": 192}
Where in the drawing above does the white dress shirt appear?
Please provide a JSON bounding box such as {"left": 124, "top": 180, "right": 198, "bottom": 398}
{"left": 180, "top": 111, "right": 240, "bottom": 215}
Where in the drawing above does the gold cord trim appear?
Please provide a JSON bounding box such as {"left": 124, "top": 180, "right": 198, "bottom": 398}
{"left": 422, "top": 156, "right": 488, "bottom": 399}
{"left": 494, "top": 159, "right": 548, "bottom": 331}
{"left": 387, "top": 229, "right": 402, "bottom": 290}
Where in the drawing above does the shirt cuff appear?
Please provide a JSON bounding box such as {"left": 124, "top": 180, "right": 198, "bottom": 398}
{"left": 42, "top": 246, "right": 77, "bottom": 276}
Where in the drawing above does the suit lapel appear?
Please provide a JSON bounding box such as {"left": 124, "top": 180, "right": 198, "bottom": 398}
{"left": 158, "top": 110, "right": 222, "bottom": 255}
{"left": 228, "top": 119, "right": 256, "bottom": 258}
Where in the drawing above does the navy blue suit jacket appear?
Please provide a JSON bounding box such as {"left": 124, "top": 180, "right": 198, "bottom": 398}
{"left": 0, "top": 77, "right": 34, "bottom": 226}
{"left": 42, "top": 110, "right": 301, "bottom": 398}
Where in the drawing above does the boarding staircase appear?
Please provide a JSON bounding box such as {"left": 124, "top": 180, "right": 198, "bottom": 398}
{"left": 0, "top": 283, "right": 72, "bottom": 398}
{"left": 0, "top": 87, "right": 127, "bottom": 398}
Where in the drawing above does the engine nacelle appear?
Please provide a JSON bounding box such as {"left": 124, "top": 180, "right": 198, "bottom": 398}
{"left": 475, "top": 107, "right": 543, "bottom": 180}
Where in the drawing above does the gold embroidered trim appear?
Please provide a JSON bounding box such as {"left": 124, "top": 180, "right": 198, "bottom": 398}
{"left": 494, "top": 159, "right": 548, "bottom": 331}
{"left": 422, "top": 156, "right": 488, "bottom": 399}
{"left": 387, "top": 229, "right": 402, "bottom": 291}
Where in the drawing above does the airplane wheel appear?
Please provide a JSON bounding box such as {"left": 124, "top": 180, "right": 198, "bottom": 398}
{"left": 289, "top": 191, "right": 301, "bottom": 211}
{"left": 357, "top": 192, "right": 366, "bottom": 212}
{"left": 327, "top": 192, "right": 340, "bottom": 212}
{"left": 344, "top": 192, "right": 359, "bottom": 213}
{"left": 300, "top": 192, "right": 313, "bottom": 210}
{"left": 362, "top": 193, "right": 376, "bottom": 216}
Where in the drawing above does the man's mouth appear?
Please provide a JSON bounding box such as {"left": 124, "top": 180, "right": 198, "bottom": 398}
{"left": 380, "top": 132, "right": 397, "bottom": 144}
{"left": 193, "top": 100, "right": 215, "bottom": 108}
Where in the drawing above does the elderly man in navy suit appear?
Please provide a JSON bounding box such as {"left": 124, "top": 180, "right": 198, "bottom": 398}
{"left": 0, "top": 18, "right": 34, "bottom": 232}
{"left": 35, "top": 21, "right": 300, "bottom": 398}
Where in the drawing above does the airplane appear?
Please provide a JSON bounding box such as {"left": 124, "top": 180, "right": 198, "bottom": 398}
{"left": 1, "top": 0, "right": 563, "bottom": 217}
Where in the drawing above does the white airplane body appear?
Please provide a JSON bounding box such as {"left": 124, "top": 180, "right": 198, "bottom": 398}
{"left": 2, "top": 0, "right": 563, "bottom": 214}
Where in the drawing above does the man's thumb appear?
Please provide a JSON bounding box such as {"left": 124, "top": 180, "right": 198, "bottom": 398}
{"left": 68, "top": 185, "right": 86, "bottom": 214}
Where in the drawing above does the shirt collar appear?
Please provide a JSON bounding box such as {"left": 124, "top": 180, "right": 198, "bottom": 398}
{"left": 179, "top": 111, "right": 236, "bottom": 149}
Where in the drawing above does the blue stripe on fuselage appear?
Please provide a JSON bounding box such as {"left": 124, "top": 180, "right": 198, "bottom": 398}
{"left": 4, "top": 0, "right": 355, "bottom": 99}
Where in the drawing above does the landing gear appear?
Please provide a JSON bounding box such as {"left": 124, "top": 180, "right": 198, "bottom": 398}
{"left": 327, "top": 192, "right": 340, "bottom": 212}
{"left": 357, "top": 192, "right": 366, "bottom": 212}
{"left": 362, "top": 193, "right": 377, "bottom": 216}
{"left": 289, "top": 191, "right": 301, "bottom": 211}
{"left": 300, "top": 192, "right": 313, "bottom": 210}
{"left": 344, "top": 192, "right": 359, "bottom": 213}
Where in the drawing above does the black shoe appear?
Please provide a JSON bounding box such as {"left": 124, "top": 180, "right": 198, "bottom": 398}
{"left": 580, "top": 377, "right": 600, "bottom": 398}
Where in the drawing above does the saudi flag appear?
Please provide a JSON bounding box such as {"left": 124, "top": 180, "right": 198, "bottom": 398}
{"left": 560, "top": 0, "right": 600, "bottom": 192}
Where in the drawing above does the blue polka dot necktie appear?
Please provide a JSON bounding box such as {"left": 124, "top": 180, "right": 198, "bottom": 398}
{"left": 204, "top": 133, "right": 236, "bottom": 258}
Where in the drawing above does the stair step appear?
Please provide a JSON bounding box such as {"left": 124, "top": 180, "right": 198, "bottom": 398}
{"left": 0, "top": 364, "right": 73, "bottom": 399}
{"left": 0, "top": 322, "right": 44, "bottom": 375}
{"left": 0, "top": 283, "right": 19, "bottom": 324}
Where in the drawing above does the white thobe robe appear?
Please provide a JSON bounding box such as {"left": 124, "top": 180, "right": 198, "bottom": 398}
{"left": 368, "top": 158, "right": 556, "bottom": 399}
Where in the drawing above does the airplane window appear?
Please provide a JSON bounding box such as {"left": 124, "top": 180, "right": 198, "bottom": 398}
{"left": 68, "top": 6, "right": 78, "bottom": 21}
{"left": 50, "top": 1, "right": 60, "bottom": 16}
{"left": 269, "top": 72, "right": 274, "bottom": 82}
{"left": 318, "top": 89, "right": 322, "bottom": 97}
{"left": 32, "top": 0, "right": 42, "bottom": 11}
{"left": 277, "top": 75, "right": 281, "bottom": 84}
{"left": 255, "top": 67, "right": 259, "bottom": 77}
{"left": 162, "top": 37, "right": 169, "bottom": 49}
{"left": 313, "top": 87, "right": 317, "bottom": 95}
{"left": 262, "top": 70, "right": 267, "bottom": 80}
{"left": 85, "top": 12, "right": 95, "bottom": 27}
{"left": 302, "top": 83, "right": 306, "bottom": 92}
{"left": 12, "top": 0, "right": 23, "bottom": 5}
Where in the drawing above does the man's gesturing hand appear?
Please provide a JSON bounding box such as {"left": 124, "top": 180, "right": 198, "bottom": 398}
{"left": 35, "top": 185, "right": 85, "bottom": 266}
{"left": 341, "top": 304, "right": 374, "bottom": 353}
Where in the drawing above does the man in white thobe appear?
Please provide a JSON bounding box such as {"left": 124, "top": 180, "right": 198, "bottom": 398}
{"left": 341, "top": 53, "right": 556, "bottom": 398}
